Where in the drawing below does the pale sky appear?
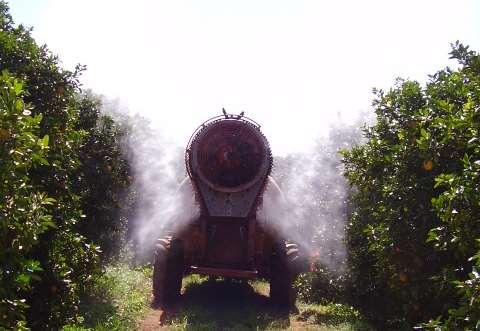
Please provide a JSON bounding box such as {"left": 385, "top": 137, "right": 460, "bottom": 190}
{"left": 8, "top": 0, "right": 480, "bottom": 155}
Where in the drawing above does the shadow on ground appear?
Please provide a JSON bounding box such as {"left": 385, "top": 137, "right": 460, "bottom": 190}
{"left": 157, "top": 279, "right": 290, "bottom": 330}
{"left": 143, "top": 277, "right": 373, "bottom": 330}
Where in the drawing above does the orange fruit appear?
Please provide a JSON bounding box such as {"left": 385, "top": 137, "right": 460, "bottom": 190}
{"left": 423, "top": 160, "right": 433, "bottom": 171}
{"left": 0, "top": 128, "right": 10, "bottom": 141}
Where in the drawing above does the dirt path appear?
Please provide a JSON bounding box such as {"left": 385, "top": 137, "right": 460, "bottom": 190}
{"left": 139, "top": 308, "right": 163, "bottom": 330}
{"left": 138, "top": 294, "right": 178, "bottom": 330}
{"left": 138, "top": 305, "right": 314, "bottom": 331}
{"left": 137, "top": 280, "right": 281, "bottom": 330}
{"left": 137, "top": 278, "right": 369, "bottom": 330}
{"left": 138, "top": 296, "right": 318, "bottom": 331}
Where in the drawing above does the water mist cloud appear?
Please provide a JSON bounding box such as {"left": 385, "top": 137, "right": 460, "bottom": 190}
{"left": 126, "top": 118, "right": 199, "bottom": 261}
{"left": 260, "top": 122, "right": 363, "bottom": 272}
{"left": 124, "top": 111, "right": 363, "bottom": 270}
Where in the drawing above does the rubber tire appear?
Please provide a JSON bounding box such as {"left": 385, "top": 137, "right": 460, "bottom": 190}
{"left": 153, "top": 237, "right": 184, "bottom": 305}
{"left": 269, "top": 241, "right": 298, "bottom": 308}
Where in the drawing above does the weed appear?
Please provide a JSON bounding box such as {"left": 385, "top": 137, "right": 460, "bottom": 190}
{"left": 62, "top": 264, "right": 151, "bottom": 330}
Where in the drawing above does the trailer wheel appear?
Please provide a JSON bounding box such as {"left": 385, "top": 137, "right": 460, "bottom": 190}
{"left": 269, "top": 241, "right": 298, "bottom": 309}
{"left": 153, "top": 237, "right": 184, "bottom": 305}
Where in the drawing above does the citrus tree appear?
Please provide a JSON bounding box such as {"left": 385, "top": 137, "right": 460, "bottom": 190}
{"left": 342, "top": 42, "right": 480, "bottom": 329}
{"left": 0, "top": 2, "right": 132, "bottom": 328}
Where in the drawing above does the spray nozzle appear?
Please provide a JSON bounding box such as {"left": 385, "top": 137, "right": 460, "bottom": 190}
{"left": 222, "top": 108, "right": 245, "bottom": 119}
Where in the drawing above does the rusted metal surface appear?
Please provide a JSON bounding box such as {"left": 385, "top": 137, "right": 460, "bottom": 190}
{"left": 189, "top": 266, "right": 258, "bottom": 279}
{"left": 192, "top": 120, "right": 267, "bottom": 191}
{"left": 152, "top": 112, "right": 303, "bottom": 310}
{"left": 186, "top": 114, "right": 272, "bottom": 218}
{"left": 177, "top": 112, "right": 281, "bottom": 277}
{"left": 205, "top": 218, "right": 247, "bottom": 267}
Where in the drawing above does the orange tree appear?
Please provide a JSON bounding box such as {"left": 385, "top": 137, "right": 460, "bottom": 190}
{"left": 0, "top": 4, "right": 99, "bottom": 328}
{"left": 75, "top": 94, "right": 133, "bottom": 261}
{"left": 0, "top": 2, "right": 132, "bottom": 329}
{"left": 0, "top": 72, "right": 56, "bottom": 329}
{"left": 342, "top": 42, "right": 480, "bottom": 329}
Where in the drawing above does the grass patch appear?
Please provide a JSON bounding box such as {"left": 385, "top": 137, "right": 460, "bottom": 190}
{"left": 159, "top": 275, "right": 373, "bottom": 331}
{"left": 166, "top": 276, "right": 285, "bottom": 330}
{"left": 63, "top": 264, "right": 151, "bottom": 331}
{"left": 62, "top": 268, "right": 373, "bottom": 330}
{"left": 296, "top": 302, "right": 373, "bottom": 331}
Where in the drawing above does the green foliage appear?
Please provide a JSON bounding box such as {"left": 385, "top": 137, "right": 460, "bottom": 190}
{"left": 75, "top": 94, "right": 133, "bottom": 261}
{"left": 63, "top": 264, "right": 152, "bottom": 331}
{"left": 295, "top": 264, "right": 348, "bottom": 305}
{"left": 342, "top": 41, "right": 480, "bottom": 329}
{"left": 0, "top": 2, "right": 132, "bottom": 328}
{"left": 296, "top": 302, "right": 370, "bottom": 330}
{"left": 0, "top": 71, "right": 54, "bottom": 328}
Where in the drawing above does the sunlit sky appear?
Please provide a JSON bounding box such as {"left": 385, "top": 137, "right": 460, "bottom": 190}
{"left": 8, "top": 0, "right": 480, "bottom": 155}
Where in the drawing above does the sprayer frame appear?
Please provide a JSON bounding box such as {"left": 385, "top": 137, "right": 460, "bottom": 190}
{"left": 153, "top": 113, "right": 304, "bottom": 308}
{"left": 182, "top": 113, "right": 272, "bottom": 276}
